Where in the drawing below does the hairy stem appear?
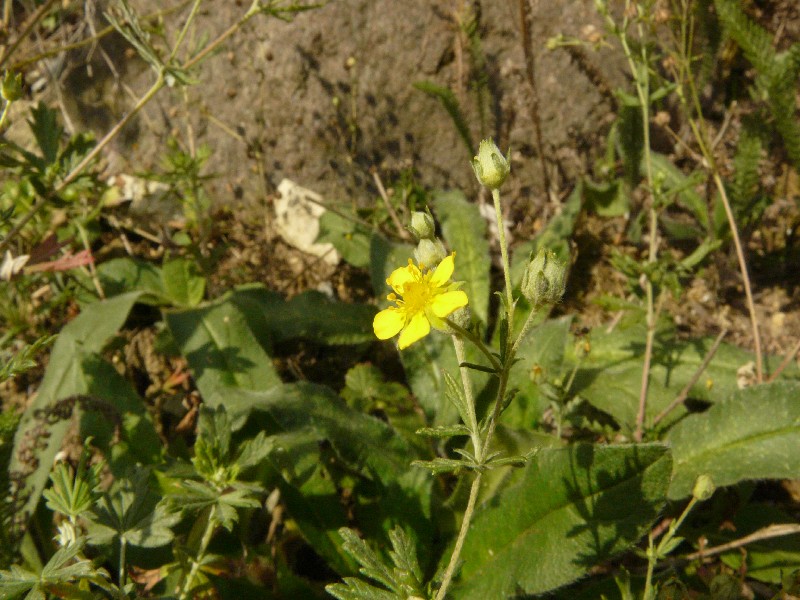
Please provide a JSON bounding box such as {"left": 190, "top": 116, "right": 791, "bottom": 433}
{"left": 180, "top": 512, "right": 216, "bottom": 600}
{"left": 452, "top": 335, "right": 482, "bottom": 460}
{"left": 434, "top": 473, "right": 482, "bottom": 600}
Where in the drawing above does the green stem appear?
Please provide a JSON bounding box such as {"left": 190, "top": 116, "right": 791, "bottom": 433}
{"left": 169, "top": 0, "right": 204, "bottom": 62}
{"left": 446, "top": 319, "right": 502, "bottom": 372}
{"left": 118, "top": 538, "right": 127, "bottom": 598}
{"left": 0, "top": 99, "right": 11, "bottom": 131}
{"left": 491, "top": 188, "right": 514, "bottom": 310}
{"left": 612, "top": 4, "right": 659, "bottom": 442}
{"left": 434, "top": 473, "right": 482, "bottom": 600}
{"left": 510, "top": 306, "right": 539, "bottom": 357}
{"left": 451, "top": 335, "right": 482, "bottom": 460}
{"left": 180, "top": 512, "right": 216, "bottom": 600}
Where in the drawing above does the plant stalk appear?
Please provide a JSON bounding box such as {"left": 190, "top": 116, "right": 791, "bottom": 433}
{"left": 434, "top": 473, "right": 482, "bottom": 600}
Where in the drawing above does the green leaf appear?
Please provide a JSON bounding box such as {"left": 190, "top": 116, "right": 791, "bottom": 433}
{"left": 317, "top": 210, "right": 372, "bottom": 268}
{"left": 341, "top": 364, "right": 408, "bottom": 412}
{"left": 162, "top": 257, "right": 206, "bottom": 307}
{"left": 230, "top": 285, "right": 377, "bottom": 346}
{"left": 582, "top": 178, "right": 629, "bottom": 218}
{"left": 667, "top": 381, "right": 800, "bottom": 499}
{"left": 566, "top": 322, "right": 758, "bottom": 430}
{"left": 452, "top": 443, "right": 672, "bottom": 598}
{"left": 433, "top": 190, "right": 491, "bottom": 324}
{"left": 165, "top": 295, "right": 282, "bottom": 425}
{"left": 8, "top": 292, "right": 143, "bottom": 538}
{"left": 502, "top": 316, "right": 572, "bottom": 428}
{"left": 87, "top": 258, "right": 165, "bottom": 302}
{"left": 714, "top": 504, "right": 800, "bottom": 584}
{"left": 28, "top": 102, "right": 61, "bottom": 165}
{"left": 649, "top": 153, "right": 709, "bottom": 232}
{"left": 87, "top": 468, "right": 179, "bottom": 548}
{"left": 169, "top": 479, "right": 262, "bottom": 532}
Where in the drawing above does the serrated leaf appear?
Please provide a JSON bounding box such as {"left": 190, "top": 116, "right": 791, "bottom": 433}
{"left": 87, "top": 469, "right": 179, "bottom": 548}
{"left": 434, "top": 190, "right": 491, "bottom": 324}
{"left": 452, "top": 443, "right": 672, "bottom": 598}
{"left": 667, "top": 381, "right": 800, "bottom": 499}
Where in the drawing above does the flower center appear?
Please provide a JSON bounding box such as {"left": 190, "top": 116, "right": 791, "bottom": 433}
{"left": 402, "top": 279, "right": 434, "bottom": 315}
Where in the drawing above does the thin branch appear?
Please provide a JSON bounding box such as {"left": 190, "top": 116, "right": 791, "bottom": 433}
{"left": 652, "top": 329, "right": 727, "bottom": 427}
{"left": 712, "top": 172, "right": 763, "bottom": 382}
{"left": 371, "top": 168, "right": 410, "bottom": 240}
{"left": 681, "top": 524, "right": 800, "bottom": 562}
{"left": 0, "top": 0, "right": 58, "bottom": 70}
{"left": 767, "top": 337, "right": 800, "bottom": 383}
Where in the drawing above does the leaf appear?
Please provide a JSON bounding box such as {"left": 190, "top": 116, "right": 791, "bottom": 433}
{"left": 433, "top": 190, "right": 491, "bottom": 324}
{"left": 87, "top": 258, "right": 165, "bottom": 303}
{"left": 230, "top": 285, "right": 377, "bottom": 346}
{"left": 566, "top": 322, "right": 760, "bottom": 430}
{"left": 452, "top": 443, "right": 672, "bottom": 598}
{"left": 87, "top": 468, "right": 179, "bottom": 548}
{"left": 317, "top": 210, "right": 372, "bottom": 268}
{"left": 28, "top": 102, "right": 61, "bottom": 166}
{"left": 713, "top": 504, "right": 800, "bottom": 584}
{"left": 649, "top": 153, "right": 709, "bottom": 232}
{"left": 582, "top": 178, "right": 629, "bottom": 218}
{"left": 235, "top": 383, "right": 430, "bottom": 573}
{"left": 502, "top": 316, "right": 572, "bottom": 428}
{"left": 169, "top": 479, "right": 262, "bottom": 532}
{"left": 161, "top": 257, "right": 206, "bottom": 307}
{"left": 165, "top": 295, "right": 282, "bottom": 426}
{"left": 8, "top": 292, "right": 143, "bottom": 538}
{"left": 666, "top": 381, "right": 800, "bottom": 499}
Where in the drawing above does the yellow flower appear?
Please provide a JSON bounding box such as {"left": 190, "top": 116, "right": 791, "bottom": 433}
{"left": 373, "top": 253, "right": 468, "bottom": 349}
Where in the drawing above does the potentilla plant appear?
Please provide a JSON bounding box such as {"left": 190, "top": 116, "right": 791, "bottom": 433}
{"left": 327, "top": 139, "right": 567, "bottom": 600}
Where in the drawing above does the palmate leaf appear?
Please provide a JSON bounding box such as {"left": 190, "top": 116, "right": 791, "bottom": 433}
{"left": 451, "top": 443, "right": 672, "bottom": 598}
{"left": 326, "top": 527, "right": 425, "bottom": 600}
{"left": 0, "top": 540, "right": 99, "bottom": 599}
{"left": 87, "top": 468, "right": 179, "bottom": 548}
{"left": 169, "top": 479, "right": 263, "bottom": 532}
{"left": 667, "top": 381, "right": 800, "bottom": 499}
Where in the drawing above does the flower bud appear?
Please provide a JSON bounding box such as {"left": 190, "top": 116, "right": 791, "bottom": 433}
{"left": 409, "top": 210, "right": 436, "bottom": 240}
{"left": 414, "top": 238, "right": 447, "bottom": 268}
{"left": 692, "top": 474, "right": 715, "bottom": 501}
{"left": 472, "top": 139, "right": 510, "bottom": 190}
{"left": 2, "top": 71, "right": 23, "bottom": 102}
{"left": 520, "top": 248, "right": 567, "bottom": 307}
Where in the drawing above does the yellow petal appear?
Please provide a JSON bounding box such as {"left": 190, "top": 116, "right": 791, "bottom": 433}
{"left": 430, "top": 253, "right": 455, "bottom": 286}
{"left": 430, "top": 290, "right": 468, "bottom": 318}
{"left": 387, "top": 263, "right": 417, "bottom": 292}
{"left": 398, "top": 312, "right": 431, "bottom": 349}
{"left": 373, "top": 308, "right": 405, "bottom": 340}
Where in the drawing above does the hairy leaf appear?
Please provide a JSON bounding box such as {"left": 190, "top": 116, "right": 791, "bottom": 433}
{"left": 667, "top": 381, "right": 800, "bottom": 498}
{"left": 452, "top": 443, "right": 672, "bottom": 598}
